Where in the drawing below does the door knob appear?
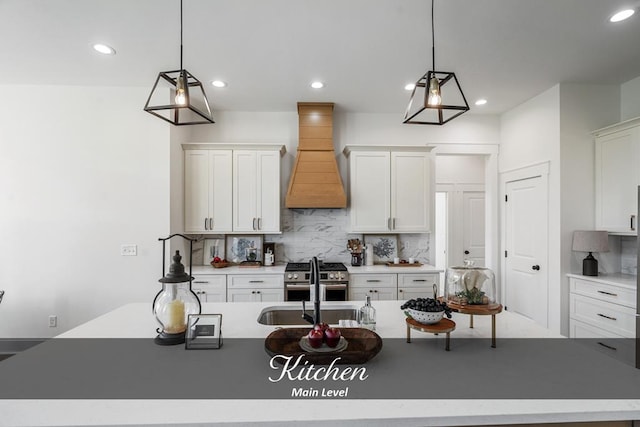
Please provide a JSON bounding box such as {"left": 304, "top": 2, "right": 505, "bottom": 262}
{"left": 532, "top": 265, "right": 540, "bottom": 271}
{"left": 464, "top": 250, "right": 470, "bottom": 255}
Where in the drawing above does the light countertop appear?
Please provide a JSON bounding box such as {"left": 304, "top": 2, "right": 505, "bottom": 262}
{"left": 2, "top": 301, "right": 640, "bottom": 426}
{"left": 567, "top": 272, "right": 637, "bottom": 290}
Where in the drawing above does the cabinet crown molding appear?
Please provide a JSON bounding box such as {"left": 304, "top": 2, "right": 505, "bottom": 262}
{"left": 592, "top": 116, "right": 640, "bottom": 137}
{"left": 342, "top": 145, "right": 434, "bottom": 156}
{"left": 182, "top": 143, "right": 286, "bottom": 156}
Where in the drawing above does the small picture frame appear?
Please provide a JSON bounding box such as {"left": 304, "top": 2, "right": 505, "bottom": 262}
{"left": 227, "top": 235, "right": 263, "bottom": 263}
{"left": 185, "top": 314, "right": 223, "bottom": 349}
{"left": 203, "top": 238, "right": 225, "bottom": 265}
{"left": 364, "top": 234, "right": 398, "bottom": 264}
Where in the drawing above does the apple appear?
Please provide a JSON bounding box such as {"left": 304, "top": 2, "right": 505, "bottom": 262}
{"left": 313, "top": 322, "right": 329, "bottom": 334}
{"left": 324, "top": 327, "right": 341, "bottom": 348}
{"left": 213, "top": 256, "right": 222, "bottom": 263}
{"left": 307, "top": 329, "right": 324, "bottom": 348}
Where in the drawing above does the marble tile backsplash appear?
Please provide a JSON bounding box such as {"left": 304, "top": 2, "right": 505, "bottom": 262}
{"left": 620, "top": 236, "right": 637, "bottom": 275}
{"left": 188, "top": 208, "right": 431, "bottom": 266}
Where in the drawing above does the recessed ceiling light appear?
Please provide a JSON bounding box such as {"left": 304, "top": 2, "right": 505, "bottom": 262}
{"left": 475, "top": 99, "right": 488, "bottom": 106}
{"left": 404, "top": 83, "right": 416, "bottom": 91}
{"left": 211, "top": 80, "right": 227, "bottom": 88}
{"left": 311, "top": 81, "right": 324, "bottom": 89}
{"left": 610, "top": 9, "right": 635, "bottom": 22}
{"left": 92, "top": 43, "right": 116, "bottom": 55}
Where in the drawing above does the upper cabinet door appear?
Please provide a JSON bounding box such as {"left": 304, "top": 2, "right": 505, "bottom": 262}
{"left": 256, "top": 150, "right": 281, "bottom": 233}
{"left": 184, "top": 150, "right": 232, "bottom": 233}
{"left": 595, "top": 123, "right": 640, "bottom": 234}
{"left": 233, "top": 151, "right": 259, "bottom": 232}
{"left": 233, "top": 149, "right": 282, "bottom": 233}
{"left": 184, "top": 150, "right": 211, "bottom": 233}
{"left": 349, "top": 151, "right": 391, "bottom": 233}
{"left": 209, "top": 150, "right": 233, "bottom": 232}
{"left": 391, "top": 151, "right": 432, "bottom": 233}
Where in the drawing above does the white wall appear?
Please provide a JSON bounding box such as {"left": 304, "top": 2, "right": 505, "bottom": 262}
{"left": 0, "top": 85, "right": 170, "bottom": 338}
{"left": 621, "top": 75, "right": 640, "bottom": 121}
{"left": 558, "top": 83, "right": 620, "bottom": 334}
{"left": 436, "top": 155, "right": 486, "bottom": 185}
{"left": 500, "top": 85, "right": 561, "bottom": 332}
{"left": 499, "top": 83, "right": 620, "bottom": 335}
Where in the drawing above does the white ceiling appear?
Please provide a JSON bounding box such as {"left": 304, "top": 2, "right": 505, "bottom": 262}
{"left": 2, "top": 0, "right": 640, "bottom": 115}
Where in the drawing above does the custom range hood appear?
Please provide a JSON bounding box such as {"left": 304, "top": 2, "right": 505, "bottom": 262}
{"left": 286, "top": 102, "right": 347, "bottom": 208}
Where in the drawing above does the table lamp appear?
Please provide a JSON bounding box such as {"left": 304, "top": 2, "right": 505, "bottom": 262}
{"left": 572, "top": 230, "right": 609, "bottom": 276}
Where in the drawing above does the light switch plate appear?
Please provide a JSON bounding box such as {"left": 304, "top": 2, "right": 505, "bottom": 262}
{"left": 121, "top": 244, "right": 137, "bottom": 256}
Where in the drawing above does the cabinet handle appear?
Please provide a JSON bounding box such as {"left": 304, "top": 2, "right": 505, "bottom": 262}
{"left": 249, "top": 280, "right": 264, "bottom": 283}
{"left": 597, "top": 313, "right": 617, "bottom": 321}
{"left": 204, "top": 218, "right": 208, "bottom": 230}
{"left": 412, "top": 279, "right": 427, "bottom": 282}
{"left": 209, "top": 218, "right": 213, "bottom": 230}
{"left": 392, "top": 218, "right": 396, "bottom": 229}
{"left": 597, "top": 342, "right": 617, "bottom": 351}
{"left": 597, "top": 290, "right": 618, "bottom": 297}
{"left": 374, "top": 290, "right": 378, "bottom": 293}
{"left": 366, "top": 279, "right": 381, "bottom": 283}
{"left": 193, "top": 281, "right": 209, "bottom": 284}
{"left": 631, "top": 215, "right": 636, "bottom": 231}
{"left": 387, "top": 218, "right": 391, "bottom": 230}
{"left": 251, "top": 291, "right": 256, "bottom": 294}
{"left": 256, "top": 291, "right": 261, "bottom": 294}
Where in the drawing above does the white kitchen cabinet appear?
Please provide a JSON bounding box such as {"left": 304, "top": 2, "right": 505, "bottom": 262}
{"left": 593, "top": 117, "right": 640, "bottom": 234}
{"left": 233, "top": 149, "right": 281, "bottom": 233}
{"left": 349, "top": 274, "right": 397, "bottom": 301}
{"left": 344, "top": 146, "right": 434, "bottom": 233}
{"left": 227, "top": 274, "right": 284, "bottom": 302}
{"left": 191, "top": 274, "right": 226, "bottom": 302}
{"left": 184, "top": 150, "right": 233, "bottom": 233}
{"left": 397, "top": 273, "right": 439, "bottom": 301}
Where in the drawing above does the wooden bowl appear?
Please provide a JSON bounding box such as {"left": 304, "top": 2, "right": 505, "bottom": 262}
{"left": 211, "top": 261, "right": 230, "bottom": 268}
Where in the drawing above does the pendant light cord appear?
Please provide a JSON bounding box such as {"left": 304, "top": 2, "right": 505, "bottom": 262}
{"left": 431, "top": 0, "right": 435, "bottom": 72}
{"left": 179, "top": 0, "right": 183, "bottom": 70}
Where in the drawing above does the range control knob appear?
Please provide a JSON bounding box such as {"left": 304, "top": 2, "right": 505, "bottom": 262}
{"left": 287, "top": 274, "right": 293, "bottom": 279}
{"left": 329, "top": 273, "right": 334, "bottom": 279}
{"left": 293, "top": 274, "right": 298, "bottom": 279}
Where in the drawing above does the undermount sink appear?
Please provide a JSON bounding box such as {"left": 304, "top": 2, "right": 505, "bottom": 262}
{"left": 257, "top": 305, "right": 359, "bottom": 326}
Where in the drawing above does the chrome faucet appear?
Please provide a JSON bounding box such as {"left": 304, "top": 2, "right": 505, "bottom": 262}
{"left": 301, "top": 257, "right": 321, "bottom": 325}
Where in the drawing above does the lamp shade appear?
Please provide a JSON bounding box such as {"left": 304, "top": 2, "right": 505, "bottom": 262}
{"left": 572, "top": 230, "right": 609, "bottom": 253}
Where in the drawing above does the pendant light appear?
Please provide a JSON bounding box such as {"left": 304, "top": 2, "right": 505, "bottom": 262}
{"left": 403, "top": 0, "right": 469, "bottom": 125}
{"left": 144, "top": 0, "right": 214, "bottom": 125}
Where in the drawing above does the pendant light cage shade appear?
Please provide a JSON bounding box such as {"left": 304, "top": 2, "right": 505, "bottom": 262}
{"left": 403, "top": 70, "right": 470, "bottom": 125}
{"left": 144, "top": 69, "right": 214, "bottom": 125}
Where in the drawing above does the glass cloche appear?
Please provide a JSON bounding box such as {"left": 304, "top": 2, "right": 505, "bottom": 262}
{"left": 444, "top": 261, "right": 496, "bottom": 306}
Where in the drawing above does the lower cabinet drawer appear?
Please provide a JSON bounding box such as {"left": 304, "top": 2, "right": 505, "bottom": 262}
{"left": 397, "top": 273, "right": 438, "bottom": 288}
{"left": 227, "top": 275, "right": 283, "bottom": 289}
{"left": 570, "top": 278, "right": 636, "bottom": 309}
{"left": 350, "top": 274, "right": 397, "bottom": 288}
{"left": 570, "top": 319, "right": 635, "bottom": 367}
{"left": 569, "top": 294, "right": 636, "bottom": 338}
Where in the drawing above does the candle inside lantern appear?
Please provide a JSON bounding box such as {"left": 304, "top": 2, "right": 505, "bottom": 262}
{"left": 166, "top": 299, "right": 186, "bottom": 333}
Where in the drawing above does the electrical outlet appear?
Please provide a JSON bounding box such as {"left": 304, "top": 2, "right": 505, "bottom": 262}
{"left": 49, "top": 315, "right": 57, "bottom": 328}
{"left": 120, "top": 244, "right": 137, "bottom": 256}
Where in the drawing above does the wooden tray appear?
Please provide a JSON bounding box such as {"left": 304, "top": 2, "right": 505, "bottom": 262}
{"left": 211, "top": 262, "right": 230, "bottom": 268}
{"left": 386, "top": 262, "right": 423, "bottom": 267}
{"left": 264, "top": 327, "right": 383, "bottom": 365}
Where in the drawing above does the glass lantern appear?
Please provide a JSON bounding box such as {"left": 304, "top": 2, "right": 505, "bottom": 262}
{"left": 153, "top": 235, "right": 201, "bottom": 345}
{"left": 444, "top": 260, "right": 496, "bottom": 306}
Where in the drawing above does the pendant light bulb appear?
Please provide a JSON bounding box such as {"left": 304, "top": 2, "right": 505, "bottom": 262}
{"left": 427, "top": 76, "right": 442, "bottom": 106}
{"left": 175, "top": 73, "right": 187, "bottom": 106}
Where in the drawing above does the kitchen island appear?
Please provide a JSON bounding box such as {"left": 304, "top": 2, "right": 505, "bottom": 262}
{"left": 1, "top": 301, "right": 639, "bottom": 426}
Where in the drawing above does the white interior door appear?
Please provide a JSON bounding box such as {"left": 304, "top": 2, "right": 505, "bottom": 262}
{"left": 462, "top": 192, "right": 485, "bottom": 267}
{"left": 505, "top": 176, "right": 548, "bottom": 327}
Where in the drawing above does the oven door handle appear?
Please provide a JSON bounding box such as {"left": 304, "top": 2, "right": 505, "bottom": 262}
{"left": 323, "top": 284, "right": 348, "bottom": 290}
{"left": 285, "top": 284, "right": 311, "bottom": 290}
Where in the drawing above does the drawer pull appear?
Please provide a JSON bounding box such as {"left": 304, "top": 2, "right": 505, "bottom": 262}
{"left": 597, "top": 313, "right": 617, "bottom": 321}
{"left": 249, "top": 280, "right": 264, "bottom": 283}
{"left": 366, "top": 279, "right": 381, "bottom": 283}
{"left": 631, "top": 214, "right": 636, "bottom": 231}
{"left": 412, "top": 279, "right": 427, "bottom": 282}
{"left": 193, "top": 281, "right": 209, "bottom": 284}
{"left": 597, "top": 290, "right": 618, "bottom": 297}
{"left": 597, "top": 342, "right": 617, "bottom": 351}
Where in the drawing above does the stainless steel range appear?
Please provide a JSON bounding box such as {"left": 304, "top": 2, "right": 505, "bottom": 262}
{"left": 284, "top": 261, "right": 349, "bottom": 301}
